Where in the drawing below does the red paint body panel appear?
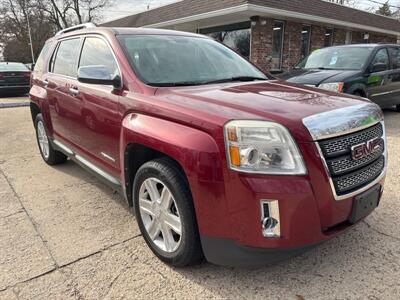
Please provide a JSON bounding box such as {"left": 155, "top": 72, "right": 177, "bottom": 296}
{"left": 29, "top": 27, "right": 386, "bottom": 255}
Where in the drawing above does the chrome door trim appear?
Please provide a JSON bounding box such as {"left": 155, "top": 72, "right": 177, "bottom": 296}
{"left": 75, "top": 154, "right": 120, "bottom": 186}
{"left": 101, "top": 152, "right": 116, "bottom": 162}
{"left": 53, "top": 139, "right": 74, "bottom": 155}
{"left": 302, "top": 103, "right": 383, "bottom": 141}
{"left": 371, "top": 88, "right": 400, "bottom": 98}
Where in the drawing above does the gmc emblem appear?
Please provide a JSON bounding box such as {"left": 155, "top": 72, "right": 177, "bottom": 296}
{"left": 351, "top": 137, "right": 381, "bottom": 160}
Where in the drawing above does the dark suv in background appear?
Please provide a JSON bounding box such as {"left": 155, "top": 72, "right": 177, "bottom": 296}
{"left": 281, "top": 44, "right": 400, "bottom": 111}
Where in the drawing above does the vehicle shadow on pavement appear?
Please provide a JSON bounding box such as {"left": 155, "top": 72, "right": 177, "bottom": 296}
{"left": 51, "top": 159, "right": 130, "bottom": 209}
{"left": 171, "top": 218, "right": 398, "bottom": 298}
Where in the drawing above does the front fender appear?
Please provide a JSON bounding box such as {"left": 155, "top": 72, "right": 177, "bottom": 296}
{"left": 121, "top": 113, "right": 228, "bottom": 238}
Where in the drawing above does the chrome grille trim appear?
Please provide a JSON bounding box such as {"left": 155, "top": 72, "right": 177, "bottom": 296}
{"left": 319, "top": 123, "right": 383, "bottom": 158}
{"left": 333, "top": 156, "right": 385, "bottom": 195}
{"left": 303, "top": 103, "right": 383, "bottom": 141}
{"left": 327, "top": 141, "right": 384, "bottom": 176}
{"left": 313, "top": 121, "right": 387, "bottom": 201}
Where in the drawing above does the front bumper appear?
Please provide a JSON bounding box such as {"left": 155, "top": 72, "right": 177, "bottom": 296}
{"left": 199, "top": 171, "right": 384, "bottom": 266}
{"left": 0, "top": 85, "right": 30, "bottom": 93}
{"left": 201, "top": 236, "right": 320, "bottom": 267}
{"left": 194, "top": 141, "right": 385, "bottom": 266}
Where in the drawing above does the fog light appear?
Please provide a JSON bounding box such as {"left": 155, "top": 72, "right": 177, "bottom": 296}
{"left": 260, "top": 200, "right": 280, "bottom": 237}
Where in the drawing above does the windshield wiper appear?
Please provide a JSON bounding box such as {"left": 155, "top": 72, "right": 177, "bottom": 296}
{"left": 315, "top": 67, "right": 335, "bottom": 70}
{"left": 148, "top": 81, "right": 205, "bottom": 87}
{"left": 148, "top": 76, "right": 267, "bottom": 87}
{"left": 202, "top": 76, "right": 268, "bottom": 85}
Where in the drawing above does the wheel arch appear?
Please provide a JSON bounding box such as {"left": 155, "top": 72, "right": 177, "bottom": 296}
{"left": 124, "top": 143, "right": 189, "bottom": 206}
{"left": 30, "top": 102, "right": 41, "bottom": 123}
{"left": 120, "top": 113, "right": 226, "bottom": 237}
{"left": 347, "top": 83, "right": 367, "bottom": 97}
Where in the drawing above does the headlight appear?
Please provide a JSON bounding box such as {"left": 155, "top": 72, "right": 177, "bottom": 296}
{"left": 224, "top": 120, "right": 307, "bottom": 175}
{"left": 318, "top": 82, "right": 344, "bottom": 93}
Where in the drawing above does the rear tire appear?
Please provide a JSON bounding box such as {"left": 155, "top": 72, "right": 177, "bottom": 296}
{"left": 396, "top": 104, "right": 400, "bottom": 112}
{"left": 35, "top": 114, "right": 67, "bottom": 165}
{"left": 133, "top": 158, "right": 203, "bottom": 267}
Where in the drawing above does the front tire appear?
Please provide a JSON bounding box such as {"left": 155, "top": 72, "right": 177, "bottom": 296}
{"left": 133, "top": 158, "right": 203, "bottom": 267}
{"left": 35, "top": 114, "right": 67, "bottom": 165}
{"left": 396, "top": 104, "right": 400, "bottom": 112}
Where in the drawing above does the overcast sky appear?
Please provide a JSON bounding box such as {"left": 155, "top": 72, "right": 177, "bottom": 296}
{"left": 101, "top": 0, "right": 400, "bottom": 22}
{"left": 102, "top": 0, "right": 181, "bottom": 22}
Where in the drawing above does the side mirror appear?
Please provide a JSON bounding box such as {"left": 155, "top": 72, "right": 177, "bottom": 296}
{"left": 78, "top": 65, "right": 121, "bottom": 89}
{"left": 369, "top": 63, "right": 387, "bottom": 73}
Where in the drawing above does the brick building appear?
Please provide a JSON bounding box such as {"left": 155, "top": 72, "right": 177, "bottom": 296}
{"left": 104, "top": 0, "right": 400, "bottom": 73}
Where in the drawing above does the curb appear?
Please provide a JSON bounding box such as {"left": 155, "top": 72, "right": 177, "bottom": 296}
{"left": 0, "top": 102, "right": 30, "bottom": 109}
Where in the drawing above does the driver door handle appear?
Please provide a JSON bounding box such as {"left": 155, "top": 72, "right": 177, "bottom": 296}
{"left": 69, "top": 87, "right": 79, "bottom": 96}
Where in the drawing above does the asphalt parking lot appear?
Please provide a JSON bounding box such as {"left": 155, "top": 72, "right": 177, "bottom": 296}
{"left": 0, "top": 99, "right": 399, "bottom": 299}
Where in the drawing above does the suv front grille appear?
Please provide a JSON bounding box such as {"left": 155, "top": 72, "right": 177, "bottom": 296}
{"left": 319, "top": 123, "right": 384, "bottom": 158}
{"left": 318, "top": 123, "right": 385, "bottom": 196}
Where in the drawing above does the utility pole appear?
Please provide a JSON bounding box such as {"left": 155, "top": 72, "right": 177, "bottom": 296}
{"left": 24, "top": 0, "right": 35, "bottom": 64}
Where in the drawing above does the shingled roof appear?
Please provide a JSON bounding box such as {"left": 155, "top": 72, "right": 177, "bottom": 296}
{"left": 103, "top": 0, "right": 400, "bottom": 35}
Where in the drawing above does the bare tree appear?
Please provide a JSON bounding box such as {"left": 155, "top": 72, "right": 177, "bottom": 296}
{"left": 38, "top": 0, "right": 112, "bottom": 30}
{"left": 0, "top": 0, "right": 112, "bottom": 62}
{"left": 0, "top": 0, "right": 54, "bottom": 62}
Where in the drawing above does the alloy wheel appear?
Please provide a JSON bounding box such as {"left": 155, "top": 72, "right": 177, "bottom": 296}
{"left": 37, "top": 121, "right": 50, "bottom": 159}
{"left": 138, "top": 177, "right": 182, "bottom": 253}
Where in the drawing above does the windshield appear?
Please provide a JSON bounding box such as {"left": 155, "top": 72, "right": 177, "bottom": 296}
{"left": 296, "top": 47, "right": 374, "bottom": 70}
{"left": 0, "top": 63, "right": 30, "bottom": 72}
{"left": 117, "top": 34, "right": 267, "bottom": 86}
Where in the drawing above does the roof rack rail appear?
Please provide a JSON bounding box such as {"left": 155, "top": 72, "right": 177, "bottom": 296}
{"left": 55, "top": 22, "right": 96, "bottom": 36}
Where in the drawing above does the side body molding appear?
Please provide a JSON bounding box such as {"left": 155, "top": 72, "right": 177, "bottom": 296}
{"left": 120, "top": 113, "right": 227, "bottom": 237}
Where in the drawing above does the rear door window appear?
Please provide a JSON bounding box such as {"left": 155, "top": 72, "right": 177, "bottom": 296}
{"left": 52, "top": 38, "right": 81, "bottom": 77}
{"left": 389, "top": 47, "right": 400, "bottom": 70}
{"left": 34, "top": 42, "right": 52, "bottom": 72}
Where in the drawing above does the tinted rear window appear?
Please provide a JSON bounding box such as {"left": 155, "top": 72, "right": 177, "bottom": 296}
{"left": 34, "top": 42, "right": 52, "bottom": 73}
{"left": 52, "top": 38, "right": 81, "bottom": 77}
{"left": 0, "top": 63, "right": 30, "bottom": 72}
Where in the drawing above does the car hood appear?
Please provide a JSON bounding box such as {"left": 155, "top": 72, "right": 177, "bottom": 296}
{"left": 280, "top": 69, "right": 360, "bottom": 86}
{"left": 154, "top": 80, "right": 370, "bottom": 142}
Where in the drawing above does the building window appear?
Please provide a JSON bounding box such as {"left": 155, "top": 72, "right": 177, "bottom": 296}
{"left": 324, "top": 28, "right": 334, "bottom": 47}
{"left": 345, "top": 31, "right": 352, "bottom": 44}
{"left": 364, "top": 32, "right": 370, "bottom": 43}
{"left": 301, "top": 26, "right": 311, "bottom": 58}
{"left": 272, "top": 21, "right": 285, "bottom": 70}
{"left": 199, "top": 22, "right": 251, "bottom": 59}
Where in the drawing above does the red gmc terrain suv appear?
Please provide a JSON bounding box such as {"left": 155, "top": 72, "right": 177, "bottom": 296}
{"left": 30, "top": 24, "right": 387, "bottom": 267}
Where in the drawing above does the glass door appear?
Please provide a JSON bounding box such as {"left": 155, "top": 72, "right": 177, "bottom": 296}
{"left": 272, "top": 21, "right": 285, "bottom": 70}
